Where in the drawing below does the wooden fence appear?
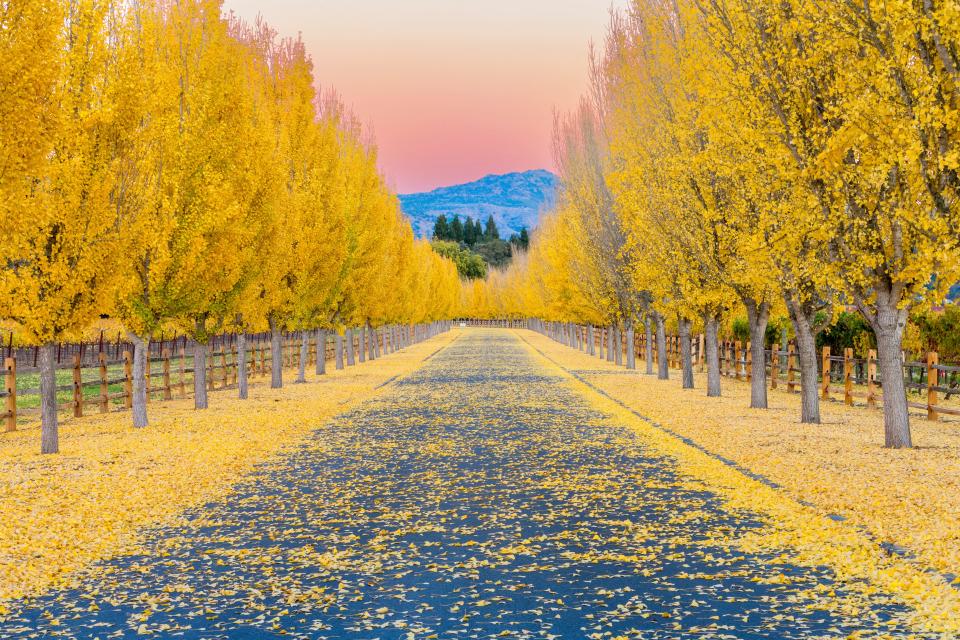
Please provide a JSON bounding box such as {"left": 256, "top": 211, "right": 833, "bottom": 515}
{"left": 515, "top": 319, "right": 960, "bottom": 423}
{"left": 1, "top": 322, "right": 445, "bottom": 431}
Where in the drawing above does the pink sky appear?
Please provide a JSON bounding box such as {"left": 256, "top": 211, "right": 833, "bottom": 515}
{"left": 222, "top": 0, "right": 624, "bottom": 193}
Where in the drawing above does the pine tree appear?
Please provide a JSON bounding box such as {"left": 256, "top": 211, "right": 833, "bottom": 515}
{"left": 433, "top": 214, "right": 450, "bottom": 240}
{"left": 450, "top": 215, "right": 464, "bottom": 242}
{"left": 518, "top": 227, "right": 529, "bottom": 249}
{"left": 484, "top": 215, "right": 499, "bottom": 240}
{"left": 464, "top": 217, "right": 477, "bottom": 245}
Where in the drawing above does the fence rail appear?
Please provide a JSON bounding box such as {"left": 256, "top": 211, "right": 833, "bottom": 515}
{"left": 475, "top": 318, "right": 960, "bottom": 424}
{"left": 2, "top": 322, "right": 445, "bottom": 432}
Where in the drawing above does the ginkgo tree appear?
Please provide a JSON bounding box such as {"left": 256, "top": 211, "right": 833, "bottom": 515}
{"left": 0, "top": 0, "right": 462, "bottom": 453}
{"left": 0, "top": 0, "right": 123, "bottom": 454}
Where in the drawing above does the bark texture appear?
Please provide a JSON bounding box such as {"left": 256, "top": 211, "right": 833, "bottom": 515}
{"left": 346, "top": 329, "right": 355, "bottom": 366}
{"left": 705, "top": 315, "right": 721, "bottom": 397}
{"left": 655, "top": 314, "right": 668, "bottom": 380}
{"left": 269, "top": 321, "right": 283, "bottom": 389}
{"left": 785, "top": 296, "right": 821, "bottom": 424}
{"left": 679, "top": 317, "right": 694, "bottom": 389}
{"left": 131, "top": 334, "right": 152, "bottom": 421}
{"left": 358, "top": 326, "right": 366, "bottom": 363}
{"left": 626, "top": 324, "right": 636, "bottom": 370}
{"left": 39, "top": 343, "right": 59, "bottom": 453}
{"left": 644, "top": 315, "right": 654, "bottom": 375}
{"left": 296, "top": 331, "right": 308, "bottom": 383}
{"left": 193, "top": 339, "right": 209, "bottom": 409}
{"left": 238, "top": 332, "right": 248, "bottom": 399}
{"left": 864, "top": 291, "right": 912, "bottom": 448}
{"left": 744, "top": 298, "right": 770, "bottom": 409}
{"left": 614, "top": 326, "right": 623, "bottom": 366}
{"left": 316, "top": 329, "right": 327, "bottom": 375}
{"left": 335, "top": 333, "right": 344, "bottom": 369}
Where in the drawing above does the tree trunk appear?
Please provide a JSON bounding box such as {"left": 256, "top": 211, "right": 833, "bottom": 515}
{"left": 607, "top": 326, "right": 615, "bottom": 363}
{"left": 875, "top": 329, "right": 911, "bottom": 448}
{"left": 626, "top": 322, "right": 636, "bottom": 370}
{"left": 368, "top": 322, "right": 377, "bottom": 360}
{"left": 335, "top": 332, "right": 344, "bottom": 369}
{"left": 705, "top": 314, "right": 721, "bottom": 397}
{"left": 130, "top": 334, "right": 152, "bottom": 422}
{"left": 587, "top": 325, "right": 595, "bottom": 355}
{"left": 644, "top": 315, "right": 654, "bottom": 375}
{"left": 781, "top": 327, "right": 789, "bottom": 374}
{"left": 614, "top": 326, "right": 623, "bottom": 366}
{"left": 679, "top": 317, "right": 694, "bottom": 389}
{"left": 784, "top": 296, "right": 820, "bottom": 424}
{"left": 863, "top": 294, "right": 912, "bottom": 448}
{"left": 39, "top": 342, "right": 59, "bottom": 454}
{"left": 316, "top": 329, "right": 327, "bottom": 375}
{"left": 743, "top": 297, "right": 770, "bottom": 409}
{"left": 346, "top": 328, "right": 355, "bottom": 365}
{"left": 269, "top": 320, "right": 282, "bottom": 389}
{"left": 655, "top": 313, "right": 668, "bottom": 380}
{"left": 358, "top": 326, "right": 366, "bottom": 363}
{"left": 238, "top": 332, "right": 248, "bottom": 399}
{"left": 193, "top": 339, "right": 208, "bottom": 409}
{"left": 296, "top": 330, "right": 308, "bottom": 383}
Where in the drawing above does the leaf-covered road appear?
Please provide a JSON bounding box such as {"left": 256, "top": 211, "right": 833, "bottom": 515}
{"left": 1, "top": 331, "right": 927, "bottom": 638}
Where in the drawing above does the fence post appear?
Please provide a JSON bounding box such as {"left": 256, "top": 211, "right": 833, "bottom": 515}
{"left": 867, "top": 349, "right": 877, "bottom": 408}
{"left": 844, "top": 348, "right": 853, "bottom": 406}
{"left": 99, "top": 352, "right": 108, "bottom": 413}
{"left": 179, "top": 345, "right": 187, "bottom": 398}
{"left": 73, "top": 354, "right": 83, "bottom": 418}
{"left": 123, "top": 350, "right": 133, "bottom": 409}
{"left": 163, "top": 349, "right": 172, "bottom": 400}
{"left": 746, "top": 342, "right": 752, "bottom": 383}
{"left": 928, "top": 351, "right": 939, "bottom": 422}
{"left": 4, "top": 357, "right": 15, "bottom": 432}
{"left": 232, "top": 341, "right": 238, "bottom": 386}
{"left": 771, "top": 343, "right": 779, "bottom": 389}
{"left": 734, "top": 341, "right": 742, "bottom": 380}
{"left": 221, "top": 344, "right": 228, "bottom": 388}
{"left": 821, "top": 346, "right": 831, "bottom": 400}
{"left": 787, "top": 343, "right": 796, "bottom": 392}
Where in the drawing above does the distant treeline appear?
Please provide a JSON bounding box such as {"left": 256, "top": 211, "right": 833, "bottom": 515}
{"left": 431, "top": 214, "right": 529, "bottom": 279}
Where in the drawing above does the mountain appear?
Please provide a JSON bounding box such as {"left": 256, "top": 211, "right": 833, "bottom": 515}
{"left": 398, "top": 169, "right": 559, "bottom": 239}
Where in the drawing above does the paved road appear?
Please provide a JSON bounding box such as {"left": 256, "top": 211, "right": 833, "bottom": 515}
{"left": 1, "top": 331, "right": 923, "bottom": 638}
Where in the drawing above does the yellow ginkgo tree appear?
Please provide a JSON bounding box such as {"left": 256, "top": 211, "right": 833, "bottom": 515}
{"left": 0, "top": 0, "right": 122, "bottom": 453}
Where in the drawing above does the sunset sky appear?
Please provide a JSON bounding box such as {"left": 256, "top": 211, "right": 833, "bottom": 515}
{"left": 221, "top": 0, "right": 624, "bottom": 193}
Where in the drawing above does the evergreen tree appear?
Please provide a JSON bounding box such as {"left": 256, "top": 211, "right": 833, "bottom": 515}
{"left": 450, "top": 215, "right": 463, "bottom": 242}
{"left": 484, "top": 215, "right": 499, "bottom": 240}
{"left": 518, "top": 227, "right": 529, "bottom": 249}
{"left": 464, "top": 217, "right": 477, "bottom": 245}
{"left": 432, "top": 214, "right": 450, "bottom": 240}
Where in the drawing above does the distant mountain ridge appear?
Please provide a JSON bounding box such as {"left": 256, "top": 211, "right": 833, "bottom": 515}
{"left": 399, "top": 170, "right": 559, "bottom": 239}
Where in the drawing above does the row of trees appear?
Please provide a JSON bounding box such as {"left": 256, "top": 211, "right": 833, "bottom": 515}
{"left": 0, "top": 0, "right": 459, "bottom": 453}
{"left": 433, "top": 214, "right": 526, "bottom": 271}
{"left": 433, "top": 214, "right": 499, "bottom": 245}
{"left": 463, "top": 0, "right": 960, "bottom": 449}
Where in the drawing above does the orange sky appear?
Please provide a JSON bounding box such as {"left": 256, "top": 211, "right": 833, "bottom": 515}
{"left": 222, "top": 0, "right": 625, "bottom": 193}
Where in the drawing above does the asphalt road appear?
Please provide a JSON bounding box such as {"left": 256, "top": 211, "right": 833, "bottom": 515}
{"left": 0, "top": 330, "right": 923, "bottom": 639}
